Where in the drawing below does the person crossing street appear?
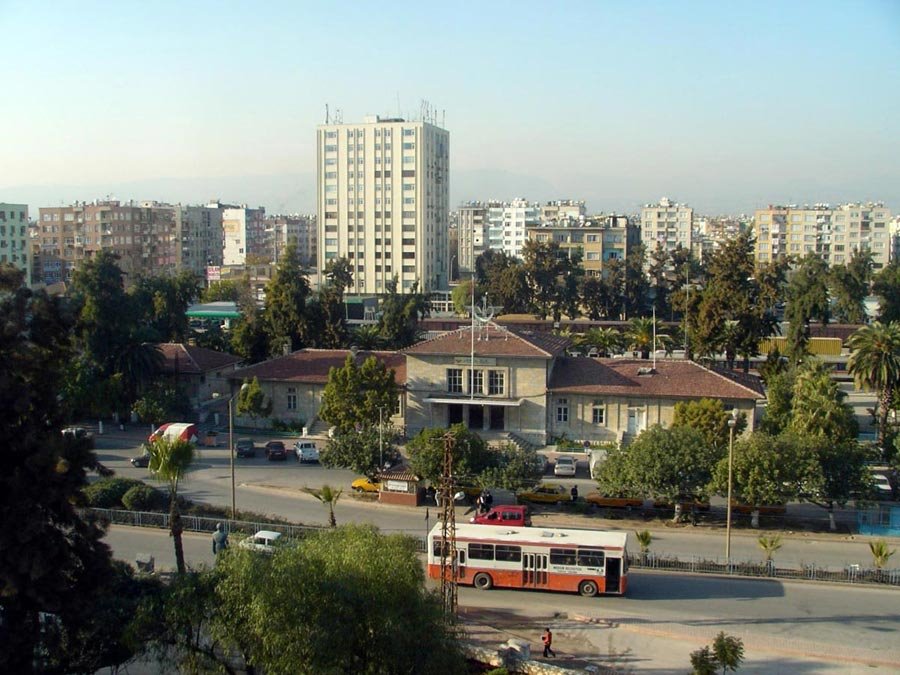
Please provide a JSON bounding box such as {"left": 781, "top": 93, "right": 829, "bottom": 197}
{"left": 541, "top": 627, "right": 555, "bottom": 658}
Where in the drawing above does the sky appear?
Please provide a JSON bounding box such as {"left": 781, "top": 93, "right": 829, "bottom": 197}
{"left": 1, "top": 0, "right": 898, "bottom": 216}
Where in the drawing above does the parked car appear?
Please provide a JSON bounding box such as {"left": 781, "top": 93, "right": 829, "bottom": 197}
{"left": 553, "top": 455, "right": 577, "bottom": 477}
{"left": 294, "top": 440, "right": 320, "bottom": 463}
{"left": 239, "top": 530, "right": 283, "bottom": 554}
{"left": 351, "top": 477, "right": 381, "bottom": 493}
{"left": 235, "top": 438, "right": 256, "bottom": 458}
{"left": 872, "top": 473, "right": 893, "bottom": 499}
{"left": 470, "top": 505, "right": 531, "bottom": 527}
{"left": 517, "top": 483, "right": 569, "bottom": 504}
{"left": 62, "top": 426, "right": 93, "bottom": 440}
{"left": 585, "top": 492, "right": 643, "bottom": 509}
{"left": 265, "top": 440, "right": 287, "bottom": 461}
{"left": 130, "top": 451, "right": 152, "bottom": 468}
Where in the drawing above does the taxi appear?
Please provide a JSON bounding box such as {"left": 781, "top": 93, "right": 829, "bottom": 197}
{"left": 517, "top": 483, "right": 569, "bottom": 504}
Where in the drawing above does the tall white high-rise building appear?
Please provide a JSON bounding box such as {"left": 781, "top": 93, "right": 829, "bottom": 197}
{"left": 316, "top": 115, "right": 450, "bottom": 294}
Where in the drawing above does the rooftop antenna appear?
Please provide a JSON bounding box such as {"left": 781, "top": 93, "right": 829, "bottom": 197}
{"left": 396, "top": 92, "right": 401, "bottom": 118}
{"left": 325, "top": 104, "right": 330, "bottom": 124}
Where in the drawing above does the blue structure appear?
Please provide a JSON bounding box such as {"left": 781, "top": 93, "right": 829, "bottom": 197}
{"left": 858, "top": 505, "right": 900, "bottom": 537}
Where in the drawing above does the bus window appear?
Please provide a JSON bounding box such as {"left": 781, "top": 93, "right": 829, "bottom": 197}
{"left": 495, "top": 545, "right": 522, "bottom": 562}
{"left": 550, "top": 548, "right": 577, "bottom": 566}
{"left": 577, "top": 548, "right": 605, "bottom": 568}
{"left": 469, "top": 543, "right": 495, "bottom": 560}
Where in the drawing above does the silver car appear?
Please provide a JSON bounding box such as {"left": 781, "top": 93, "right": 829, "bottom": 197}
{"left": 553, "top": 455, "right": 577, "bottom": 477}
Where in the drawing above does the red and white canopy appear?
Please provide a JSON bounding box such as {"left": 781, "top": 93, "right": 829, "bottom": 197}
{"left": 149, "top": 422, "right": 199, "bottom": 444}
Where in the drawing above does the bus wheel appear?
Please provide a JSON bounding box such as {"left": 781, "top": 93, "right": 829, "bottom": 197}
{"left": 473, "top": 573, "right": 493, "bottom": 590}
{"left": 579, "top": 580, "right": 598, "bottom": 597}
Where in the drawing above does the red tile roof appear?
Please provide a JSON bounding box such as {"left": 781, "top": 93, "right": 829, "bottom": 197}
{"left": 157, "top": 343, "right": 243, "bottom": 375}
{"left": 549, "top": 357, "right": 764, "bottom": 401}
{"left": 230, "top": 349, "right": 406, "bottom": 386}
{"left": 404, "top": 323, "right": 570, "bottom": 359}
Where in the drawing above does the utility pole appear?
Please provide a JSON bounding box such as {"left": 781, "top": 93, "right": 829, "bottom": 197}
{"left": 438, "top": 431, "right": 458, "bottom": 616}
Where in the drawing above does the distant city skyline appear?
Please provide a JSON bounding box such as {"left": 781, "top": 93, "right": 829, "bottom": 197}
{"left": 2, "top": 1, "right": 898, "bottom": 216}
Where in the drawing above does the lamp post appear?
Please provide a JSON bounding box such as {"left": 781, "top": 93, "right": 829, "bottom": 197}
{"left": 378, "top": 405, "right": 384, "bottom": 470}
{"left": 725, "top": 408, "right": 738, "bottom": 561}
{"left": 223, "top": 382, "right": 249, "bottom": 519}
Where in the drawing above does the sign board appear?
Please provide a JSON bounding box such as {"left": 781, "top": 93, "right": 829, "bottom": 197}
{"left": 206, "top": 266, "right": 221, "bottom": 281}
{"left": 453, "top": 357, "right": 497, "bottom": 366}
{"left": 386, "top": 480, "right": 408, "bottom": 493}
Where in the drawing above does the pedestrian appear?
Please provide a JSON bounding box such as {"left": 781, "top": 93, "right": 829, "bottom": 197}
{"left": 212, "top": 523, "right": 229, "bottom": 555}
{"left": 541, "top": 627, "right": 556, "bottom": 658}
{"left": 476, "top": 492, "right": 486, "bottom": 514}
{"left": 570, "top": 485, "right": 578, "bottom": 502}
{"left": 484, "top": 490, "right": 493, "bottom": 509}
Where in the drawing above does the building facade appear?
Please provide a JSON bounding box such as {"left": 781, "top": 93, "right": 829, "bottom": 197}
{"left": 170, "top": 203, "right": 225, "bottom": 275}
{"left": 753, "top": 203, "right": 893, "bottom": 269}
{"left": 527, "top": 214, "right": 638, "bottom": 277}
{"left": 0, "top": 203, "right": 31, "bottom": 283}
{"left": 456, "top": 202, "right": 490, "bottom": 278}
{"left": 222, "top": 204, "right": 267, "bottom": 266}
{"left": 486, "top": 199, "right": 541, "bottom": 261}
{"left": 265, "top": 214, "right": 317, "bottom": 267}
{"left": 641, "top": 197, "right": 694, "bottom": 262}
{"left": 316, "top": 115, "right": 450, "bottom": 294}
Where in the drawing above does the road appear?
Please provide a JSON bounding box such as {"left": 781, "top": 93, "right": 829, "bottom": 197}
{"left": 94, "top": 430, "right": 892, "bottom": 571}
{"left": 106, "top": 526, "right": 900, "bottom": 673}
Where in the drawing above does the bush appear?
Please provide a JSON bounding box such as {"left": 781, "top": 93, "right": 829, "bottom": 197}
{"left": 122, "top": 484, "right": 167, "bottom": 511}
{"left": 82, "top": 477, "right": 144, "bottom": 508}
{"left": 272, "top": 418, "right": 306, "bottom": 433}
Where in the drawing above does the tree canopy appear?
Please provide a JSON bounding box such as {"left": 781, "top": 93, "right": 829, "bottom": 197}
{"left": 318, "top": 355, "right": 398, "bottom": 435}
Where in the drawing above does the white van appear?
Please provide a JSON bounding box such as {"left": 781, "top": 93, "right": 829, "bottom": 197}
{"left": 294, "top": 440, "right": 320, "bottom": 463}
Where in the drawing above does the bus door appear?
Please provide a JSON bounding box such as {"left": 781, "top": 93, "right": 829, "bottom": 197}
{"left": 605, "top": 555, "right": 621, "bottom": 593}
{"left": 455, "top": 549, "right": 467, "bottom": 580}
{"left": 522, "top": 552, "right": 548, "bottom": 588}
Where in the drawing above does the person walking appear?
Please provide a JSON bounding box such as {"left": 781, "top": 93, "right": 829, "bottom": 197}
{"left": 212, "top": 523, "right": 229, "bottom": 555}
{"left": 570, "top": 485, "right": 579, "bottom": 502}
{"left": 541, "top": 627, "right": 556, "bottom": 658}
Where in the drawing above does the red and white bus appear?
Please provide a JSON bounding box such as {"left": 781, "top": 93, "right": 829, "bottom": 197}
{"left": 427, "top": 523, "right": 628, "bottom": 597}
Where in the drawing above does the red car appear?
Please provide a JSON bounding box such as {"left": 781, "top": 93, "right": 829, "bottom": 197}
{"left": 265, "top": 441, "right": 287, "bottom": 461}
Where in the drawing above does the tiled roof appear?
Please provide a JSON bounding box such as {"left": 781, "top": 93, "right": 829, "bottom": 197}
{"left": 378, "top": 466, "right": 420, "bottom": 482}
{"left": 548, "top": 357, "right": 764, "bottom": 401}
{"left": 157, "top": 343, "right": 243, "bottom": 375}
{"left": 229, "top": 349, "right": 406, "bottom": 386}
{"left": 404, "top": 322, "right": 570, "bottom": 359}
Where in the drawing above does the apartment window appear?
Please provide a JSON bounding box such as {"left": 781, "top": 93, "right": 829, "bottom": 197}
{"left": 287, "top": 387, "right": 297, "bottom": 411}
{"left": 325, "top": 185, "right": 336, "bottom": 193}
{"left": 468, "top": 370, "right": 484, "bottom": 395}
{"left": 403, "top": 156, "right": 415, "bottom": 164}
{"left": 403, "top": 198, "right": 415, "bottom": 205}
{"left": 325, "top": 144, "right": 337, "bottom": 152}
{"left": 488, "top": 370, "right": 505, "bottom": 395}
{"left": 325, "top": 171, "right": 337, "bottom": 179}
{"left": 403, "top": 129, "right": 415, "bottom": 136}
{"left": 556, "top": 398, "right": 569, "bottom": 423}
{"left": 403, "top": 183, "right": 415, "bottom": 191}
{"left": 403, "top": 142, "right": 415, "bottom": 150}
{"left": 325, "top": 131, "right": 336, "bottom": 138}
{"left": 447, "top": 368, "right": 463, "bottom": 393}
{"left": 592, "top": 402, "right": 605, "bottom": 425}
{"left": 325, "top": 238, "right": 338, "bottom": 246}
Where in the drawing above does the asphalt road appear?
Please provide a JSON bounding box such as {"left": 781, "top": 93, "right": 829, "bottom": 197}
{"left": 106, "top": 526, "right": 900, "bottom": 673}
{"left": 94, "top": 430, "right": 893, "bottom": 571}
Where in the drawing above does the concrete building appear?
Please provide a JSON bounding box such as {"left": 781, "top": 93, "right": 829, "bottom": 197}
{"left": 265, "top": 214, "right": 317, "bottom": 267}
{"left": 456, "top": 202, "right": 491, "bottom": 278}
{"left": 486, "top": 199, "right": 541, "bottom": 261}
{"left": 316, "top": 115, "right": 450, "bottom": 294}
{"left": 527, "top": 214, "right": 638, "bottom": 277}
{"left": 0, "top": 203, "right": 31, "bottom": 283}
{"left": 753, "top": 202, "right": 892, "bottom": 269}
{"left": 641, "top": 197, "right": 694, "bottom": 261}
{"left": 540, "top": 200, "right": 586, "bottom": 224}
{"left": 222, "top": 204, "right": 266, "bottom": 266}
{"left": 170, "top": 204, "right": 225, "bottom": 276}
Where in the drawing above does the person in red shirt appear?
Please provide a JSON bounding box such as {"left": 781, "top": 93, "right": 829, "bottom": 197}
{"left": 541, "top": 627, "right": 555, "bottom": 658}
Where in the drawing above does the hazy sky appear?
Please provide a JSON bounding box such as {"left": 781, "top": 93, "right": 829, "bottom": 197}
{"left": 2, "top": 1, "right": 898, "bottom": 215}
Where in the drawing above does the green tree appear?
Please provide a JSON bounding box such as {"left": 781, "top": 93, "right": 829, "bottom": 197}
{"left": 351, "top": 323, "right": 385, "bottom": 350}
{"left": 476, "top": 249, "right": 529, "bottom": 315}
{"left": 320, "top": 425, "right": 399, "bottom": 480}
{"left": 263, "top": 242, "right": 311, "bottom": 354}
{"left": 711, "top": 631, "right": 744, "bottom": 674}
{"left": 323, "top": 256, "right": 354, "bottom": 296}
{"left": 789, "top": 359, "right": 859, "bottom": 441}
{"left": 237, "top": 376, "right": 273, "bottom": 428}
{"left": 757, "top": 534, "right": 783, "bottom": 562}
{"left": 847, "top": 322, "right": 900, "bottom": 457}
{"left": 634, "top": 530, "right": 653, "bottom": 554}
{"left": 0, "top": 281, "right": 120, "bottom": 673}
{"left": 872, "top": 263, "right": 900, "bottom": 323}
{"left": 230, "top": 307, "right": 270, "bottom": 363}
{"left": 406, "top": 424, "right": 494, "bottom": 486}
{"left": 131, "top": 270, "right": 201, "bottom": 342}
{"left": 622, "top": 244, "right": 649, "bottom": 319}
{"left": 597, "top": 426, "right": 720, "bottom": 521}
{"left": 378, "top": 277, "right": 430, "bottom": 349}
{"left": 784, "top": 253, "right": 831, "bottom": 361}
{"left": 624, "top": 316, "right": 671, "bottom": 359}
{"left": 672, "top": 399, "right": 747, "bottom": 452}
{"left": 804, "top": 439, "right": 871, "bottom": 531}
{"left": 476, "top": 443, "right": 544, "bottom": 490}
{"left": 319, "top": 354, "right": 398, "bottom": 434}
{"left": 829, "top": 250, "right": 872, "bottom": 324}
{"left": 451, "top": 278, "right": 475, "bottom": 315}
{"left": 114, "top": 337, "right": 165, "bottom": 404}
{"left": 133, "top": 381, "right": 193, "bottom": 427}
{"left": 647, "top": 244, "right": 672, "bottom": 318}
{"left": 521, "top": 239, "right": 580, "bottom": 321}
{"left": 690, "top": 646, "right": 719, "bottom": 675}
{"left": 869, "top": 539, "right": 896, "bottom": 570}
{"left": 147, "top": 436, "right": 196, "bottom": 574}
{"left": 301, "top": 484, "right": 343, "bottom": 527}
{"left": 208, "top": 525, "right": 467, "bottom": 674}
{"left": 201, "top": 279, "right": 242, "bottom": 303}
{"left": 761, "top": 368, "right": 796, "bottom": 435}
{"left": 583, "top": 327, "right": 623, "bottom": 357}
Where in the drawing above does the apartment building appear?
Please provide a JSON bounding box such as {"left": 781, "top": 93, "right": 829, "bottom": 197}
{"left": 0, "top": 203, "right": 31, "bottom": 283}
{"left": 316, "top": 115, "right": 450, "bottom": 294}
{"left": 171, "top": 204, "right": 225, "bottom": 275}
{"left": 222, "top": 204, "right": 266, "bottom": 266}
{"left": 34, "top": 200, "right": 174, "bottom": 285}
{"left": 487, "top": 198, "right": 541, "bottom": 260}
{"left": 640, "top": 197, "right": 693, "bottom": 261}
{"left": 527, "top": 214, "right": 638, "bottom": 277}
{"left": 265, "top": 214, "right": 317, "bottom": 267}
{"left": 753, "top": 202, "right": 892, "bottom": 269}
{"left": 456, "top": 202, "right": 491, "bottom": 278}
{"left": 540, "top": 200, "right": 586, "bottom": 224}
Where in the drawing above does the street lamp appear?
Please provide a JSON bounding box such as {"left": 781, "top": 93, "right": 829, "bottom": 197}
{"left": 215, "top": 383, "right": 249, "bottom": 519}
{"left": 378, "top": 405, "right": 385, "bottom": 471}
{"left": 725, "top": 408, "right": 739, "bottom": 561}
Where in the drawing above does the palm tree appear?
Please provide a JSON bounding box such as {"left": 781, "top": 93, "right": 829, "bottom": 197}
{"left": 115, "top": 338, "right": 164, "bottom": 403}
{"left": 584, "top": 327, "right": 623, "bottom": 357}
{"left": 634, "top": 530, "right": 653, "bottom": 559}
{"left": 147, "top": 436, "right": 196, "bottom": 574}
{"left": 626, "top": 317, "right": 670, "bottom": 359}
{"left": 352, "top": 324, "right": 384, "bottom": 350}
{"left": 869, "top": 539, "right": 896, "bottom": 570}
{"left": 848, "top": 322, "right": 900, "bottom": 454}
{"left": 302, "top": 484, "right": 343, "bottom": 527}
{"left": 757, "top": 534, "right": 783, "bottom": 563}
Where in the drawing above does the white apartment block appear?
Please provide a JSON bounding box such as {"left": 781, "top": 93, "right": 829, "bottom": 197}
{"left": 222, "top": 204, "right": 266, "bottom": 266}
{"left": 456, "top": 202, "right": 491, "bottom": 277}
{"left": 0, "top": 203, "right": 31, "bottom": 283}
{"left": 487, "top": 198, "right": 541, "bottom": 260}
{"left": 316, "top": 115, "right": 450, "bottom": 294}
{"left": 753, "top": 203, "right": 892, "bottom": 269}
{"left": 640, "top": 197, "right": 694, "bottom": 260}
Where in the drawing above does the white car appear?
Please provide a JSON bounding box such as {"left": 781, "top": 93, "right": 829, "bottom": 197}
{"left": 554, "top": 455, "right": 577, "bottom": 477}
{"left": 872, "top": 474, "right": 893, "bottom": 498}
{"left": 239, "top": 530, "right": 283, "bottom": 554}
{"left": 294, "top": 440, "right": 320, "bottom": 463}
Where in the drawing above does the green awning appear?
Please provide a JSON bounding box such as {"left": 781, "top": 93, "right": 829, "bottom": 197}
{"left": 186, "top": 302, "right": 241, "bottom": 319}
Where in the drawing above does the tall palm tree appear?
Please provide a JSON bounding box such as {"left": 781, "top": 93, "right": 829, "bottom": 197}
{"left": 148, "top": 436, "right": 196, "bottom": 574}
{"left": 626, "top": 317, "right": 670, "bottom": 359}
{"left": 302, "top": 484, "right": 343, "bottom": 527}
{"left": 116, "top": 338, "right": 164, "bottom": 403}
{"left": 847, "top": 322, "right": 900, "bottom": 452}
{"left": 352, "top": 324, "right": 384, "bottom": 351}
{"left": 584, "top": 327, "right": 623, "bottom": 357}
